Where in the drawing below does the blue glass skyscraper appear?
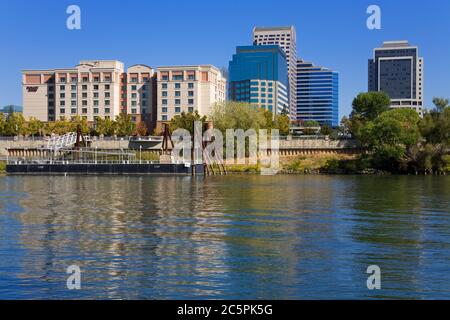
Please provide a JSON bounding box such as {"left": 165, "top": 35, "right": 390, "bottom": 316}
{"left": 228, "top": 45, "right": 289, "bottom": 115}
{"left": 296, "top": 60, "right": 339, "bottom": 127}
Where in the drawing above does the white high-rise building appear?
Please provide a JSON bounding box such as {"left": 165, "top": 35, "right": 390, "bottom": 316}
{"left": 253, "top": 26, "right": 297, "bottom": 119}
{"left": 368, "top": 41, "right": 424, "bottom": 116}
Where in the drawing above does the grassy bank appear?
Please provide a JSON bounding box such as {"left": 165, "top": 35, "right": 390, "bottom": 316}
{"left": 280, "top": 154, "right": 361, "bottom": 174}
{"left": 0, "top": 161, "right": 6, "bottom": 174}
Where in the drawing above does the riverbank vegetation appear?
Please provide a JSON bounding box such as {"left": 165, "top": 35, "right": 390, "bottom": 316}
{"left": 0, "top": 113, "right": 144, "bottom": 137}
{"left": 340, "top": 93, "right": 450, "bottom": 175}
{"left": 169, "top": 102, "right": 290, "bottom": 136}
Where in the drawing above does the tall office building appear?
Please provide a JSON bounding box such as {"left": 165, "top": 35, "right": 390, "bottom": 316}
{"left": 296, "top": 60, "right": 339, "bottom": 127}
{"left": 253, "top": 26, "right": 297, "bottom": 118}
{"left": 228, "top": 45, "right": 289, "bottom": 115}
{"left": 156, "top": 65, "right": 226, "bottom": 129}
{"left": 368, "top": 40, "right": 424, "bottom": 116}
{"left": 22, "top": 60, "right": 157, "bottom": 130}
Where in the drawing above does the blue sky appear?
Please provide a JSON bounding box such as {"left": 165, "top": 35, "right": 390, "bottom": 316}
{"left": 0, "top": 0, "right": 449, "bottom": 118}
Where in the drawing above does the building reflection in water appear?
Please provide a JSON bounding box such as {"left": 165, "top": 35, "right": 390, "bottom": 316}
{"left": 0, "top": 175, "right": 449, "bottom": 299}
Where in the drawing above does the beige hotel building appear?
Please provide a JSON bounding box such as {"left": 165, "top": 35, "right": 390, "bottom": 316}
{"left": 156, "top": 65, "right": 226, "bottom": 130}
{"left": 22, "top": 60, "right": 157, "bottom": 130}
{"left": 23, "top": 61, "right": 225, "bottom": 132}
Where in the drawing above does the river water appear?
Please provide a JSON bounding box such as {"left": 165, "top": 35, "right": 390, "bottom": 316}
{"left": 0, "top": 175, "right": 449, "bottom": 299}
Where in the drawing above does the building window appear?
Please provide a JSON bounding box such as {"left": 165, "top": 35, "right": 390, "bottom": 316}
{"left": 71, "top": 93, "right": 76, "bottom": 99}
{"left": 60, "top": 108, "right": 65, "bottom": 114}
{"left": 131, "top": 101, "right": 137, "bottom": 106}
{"left": 131, "top": 93, "right": 137, "bottom": 99}
{"left": 71, "top": 108, "right": 77, "bottom": 114}
{"left": 175, "top": 83, "right": 181, "bottom": 89}
{"left": 131, "top": 109, "right": 137, "bottom": 114}
{"left": 82, "top": 77, "right": 88, "bottom": 83}
{"left": 60, "top": 85, "right": 65, "bottom": 91}
{"left": 105, "top": 100, "right": 110, "bottom": 106}
{"left": 93, "top": 76, "right": 100, "bottom": 82}
{"left": 60, "top": 93, "right": 65, "bottom": 98}
{"left": 162, "top": 83, "right": 167, "bottom": 89}
{"left": 188, "top": 99, "right": 194, "bottom": 105}
{"left": 175, "top": 107, "right": 181, "bottom": 113}
{"left": 105, "top": 108, "right": 110, "bottom": 114}
{"left": 188, "top": 75, "right": 195, "bottom": 80}
{"left": 172, "top": 75, "right": 183, "bottom": 81}
{"left": 162, "top": 115, "right": 168, "bottom": 121}
{"left": 93, "top": 85, "right": 99, "bottom": 90}
{"left": 94, "top": 92, "right": 99, "bottom": 98}
{"left": 71, "top": 100, "right": 76, "bottom": 106}
{"left": 175, "top": 99, "right": 181, "bottom": 105}
{"left": 82, "top": 93, "right": 87, "bottom": 98}
{"left": 188, "top": 107, "right": 194, "bottom": 113}
{"left": 93, "top": 108, "right": 99, "bottom": 114}
{"left": 162, "top": 107, "right": 168, "bottom": 113}
{"left": 162, "top": 75, "right": 168, "bottom": 81}
{"left": 131, "top": 85, "right": 137, "bottom": 91}
{"left": 188, "top": 91, "right": 194, "bottom": 97}
{"left": 162, "top": 99, "right": 167, "bottom": 105}
{"left": 162, "top": 91, "right": 167, "bottom": 97}
{"left": 82, "top": 108, "right": 88, "bottom": 114}
{"left": 188, "top": 83, "right": 194, "bottom": 89}
{"left": 82, "top": 100, "right": 87, "bottom": 106}
{"left": 105, "top": 92, "right": 110, "bottom": 98}
{"left": 105, "top": 84, "right": 110, "bottom": 90}
{"left": 60, "top": 78, "right": 66, "bottom": 83}
{"left": 82, "top": 85, "right": 87, "bottom": 91}
{"left": 175, "top": 91, "right": 180, "bottom": 97}
{"left": 94, "top": 100, "right": 99, "bottom": 106}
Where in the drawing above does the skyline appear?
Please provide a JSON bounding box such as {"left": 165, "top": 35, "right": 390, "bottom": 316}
{"left": 1, "top": 0, "right": 450, "bottom": 119}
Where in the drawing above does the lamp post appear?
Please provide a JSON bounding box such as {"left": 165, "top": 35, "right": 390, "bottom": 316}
{"left": 140, "top": 145, "right": 142, "bottom": 164}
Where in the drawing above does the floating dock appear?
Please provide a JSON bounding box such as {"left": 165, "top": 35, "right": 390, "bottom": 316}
{"left": 6, "top": 162, "right": 204, "bottom": 175}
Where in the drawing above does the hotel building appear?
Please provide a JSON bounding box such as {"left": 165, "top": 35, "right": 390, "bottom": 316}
{"left": 22, "top": 60, "right": 157, "bottom": 130}
{"left": 368, "top": 41, "right": 424, "bottom": 116}
{"left": 156, "top": 65, "right": 226, "bottom": 128}
{"left": 296, "top": 60, "right": 339, "bottom": 127}
{"left": 253, "top": 26, "right": 297, "bottom": 118}
{"left": 228, "top": 45, "right": 289, "bottom": 115}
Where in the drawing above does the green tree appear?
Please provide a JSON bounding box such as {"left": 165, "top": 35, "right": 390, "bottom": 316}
{"left": 169, "top": 111, "right": 206, "bottom": 135}
{"left": 134, "top": 121, "right": 148, "bottom": 136}
{"left": 320, "top": 124, "right": 333, "bottom": 136}
{"left": 361, "top": 108, "right": 421, "bottom": 172}
{"left": 4, "top": 113, "right": 26, "bottom": 136}
{"left": 351, "top": 92, "right": 391, "bottom": 121}
{"left": 0, "top": 113, "right": 6, "bottom": 135}
{"left": 211, "top": 102, "right": 267, "bottom": 133}
{"left": 432, "top": 97, "right": 449, "bottom": 112}
{"left": 26, "top": 117, "right": 44, "bottom": 137}
{"left": 115, "top": 113, "right": 135, "bottom": 136}
{"left": 349, "top": 92, "right": 391, "bottom": 139}
{"left": 274, "top": 113, "right": 290, "bottom": 136}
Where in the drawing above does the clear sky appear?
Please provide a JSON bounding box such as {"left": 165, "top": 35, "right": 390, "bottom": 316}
{"left": 1, "top": 0, "right": 449, "bottom": 118}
